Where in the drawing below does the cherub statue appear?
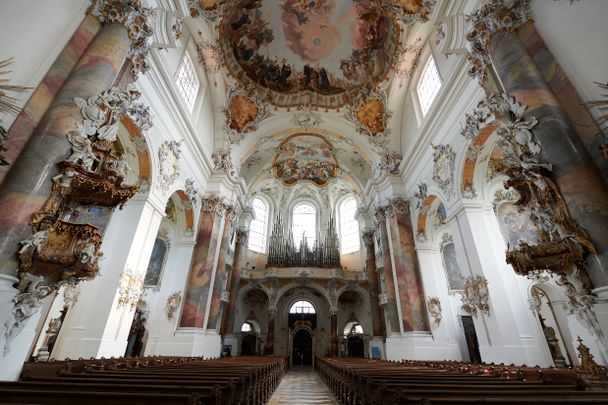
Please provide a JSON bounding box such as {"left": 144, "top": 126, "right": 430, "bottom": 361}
{"left": 66, "top": 131, "right": 98, "bottom": 171}
{"left": 19, "top": 229, "right": 48, "bottom": 255}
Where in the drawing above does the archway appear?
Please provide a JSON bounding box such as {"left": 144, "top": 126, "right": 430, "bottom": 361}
{"left": 241, "top": 334, "right": 257, "bottom": 356}
{"left": 292, "top": 329, "right": 313, "bottom": 366}
{"left": 461, "top": 314, "right": 481, "bottom": 363}
{"left": 347, "top": 335, "right": 364, "bottom": 358}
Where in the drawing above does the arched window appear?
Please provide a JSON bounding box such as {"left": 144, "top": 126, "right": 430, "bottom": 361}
{"left": 248, "top": 197, "right": 269, "bottom": 253}
{"left": 339, "top": 197, "right": 360, "bottom": 254}
{"left": 292, "top": 203, "right": 316, "bottom": 249}
{"left": 289, "top": 300, "right": 315, "bottom": 314}
{"left": 344, "top": 322, "right": 364, "bottom": 335}
{"left": 416, "top": 55, "right": 442, "bottom": 116}
{"left": 241, "top": 322, "right": 252, "bottom": 332}
{"left": 175, "top": 53, "right": 199, "bottom": 111}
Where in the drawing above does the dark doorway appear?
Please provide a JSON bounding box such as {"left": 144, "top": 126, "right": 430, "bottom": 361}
{"left": 125, "top": 309, "right": 147, "bottom": 358}
{"left": 292, "top": 329, "right": 313, "bottom": 366}
{"left": 461, "top": 315, "right": 481, "bottom": 363}
{"left": 241, "top": 334, "right": 257, "bottom": 356}
{"left": 347, "top": 335, "right": 364, "bottom": 357}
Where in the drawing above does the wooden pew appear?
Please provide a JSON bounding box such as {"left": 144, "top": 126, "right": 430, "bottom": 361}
{"left": 315, "top": 357, "right": 608, "bottom": 405}
{"left": 0, "top": 355, "right": 288, "bottom": 405}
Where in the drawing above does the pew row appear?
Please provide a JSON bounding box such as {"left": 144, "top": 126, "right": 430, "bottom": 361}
{"left": 0, "top": 355, "right": 288, "bottom": 405}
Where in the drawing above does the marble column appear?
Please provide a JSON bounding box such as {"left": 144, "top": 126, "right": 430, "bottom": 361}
{"left": 330, "top": 310, "right": 338, "bottom": 356}
{"left": 0, "top": 14, "right": 101, "bottom": 184}
{"left": 221, "top": 229, "right": 248, "bottom": 336}
{"left": 487, "top": 29, "right": 608, "bottom": 288}
{"left": 265, "top": 309, "right": 276, "bottom": 355}
{"left": 362, "top": 230, "right": 385, "bottom": 337}
{"left": 0, "top": 21, "right": 132, "bottom": 277}
{"left": 206, "top": 207, "right": 235, "bottom": 330}
{"left": 374, "top": 207, "right": 401, "bottom": 335}
{"left": 180, "top": 197, "right": 228, "bottom": 328}
{"left": 385, "top": 198, "right": 429, "bottom": 332}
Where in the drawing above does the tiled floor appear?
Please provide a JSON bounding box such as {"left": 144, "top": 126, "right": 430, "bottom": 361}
{"left": 267, "top": 366, "right": 338, "bottom": 404}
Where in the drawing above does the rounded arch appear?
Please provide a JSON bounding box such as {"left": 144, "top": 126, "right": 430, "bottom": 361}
{"left": 118, "top": 116, "right": 153, "bottom": 196}
{"left": 276, "top": 284, "right": 331, "bottom": 322}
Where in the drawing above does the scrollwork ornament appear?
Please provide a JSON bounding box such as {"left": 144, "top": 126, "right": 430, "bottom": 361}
{"left": 184, "top": 178, "right": 199, "bottom": 203}
{"left": 165, "top": 291, "right": 182, "bottom": 321}
{"left": 372, "top": 0, "right": 437, "bottom": 24}
{"left": 89, "top": 0, "right": 155, "bottom": 78}
{"left": 158, "top": 140, "right": 182, "bottom": 191}
{"left": 432, "top": 144, "right": 456, "bottom": 197}
{"left": 345, "top": 87, "right": 391, "bottom": 148}
{"left": 212, "top": 148, "right": 237, "bottom": 177}
{"left": 461, "top": 275, "right": 490, "bottom": 317}
{"left": 374, "top": 150, "right": 403, "bottom": 178}
{"left": 465, "top": 0, "right": 532, "bottom": 82}
{"left": 427, "top": 297, "right": 442, "bottom": 326}
{"left": 223, "top": 86, "right": 269, "bottom": 145}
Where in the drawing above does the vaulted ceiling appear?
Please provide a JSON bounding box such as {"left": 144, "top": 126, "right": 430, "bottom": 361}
{"left": 184, "top": 0, "right": 439, "bottom": 198}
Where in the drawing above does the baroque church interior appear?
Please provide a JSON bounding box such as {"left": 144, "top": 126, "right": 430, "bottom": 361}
{"left": 1, "top": 0, "right": 608, "bottom": 403}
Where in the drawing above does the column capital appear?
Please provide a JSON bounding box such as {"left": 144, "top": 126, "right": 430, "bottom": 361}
{"left": 200, "top": 194, "right": 236, "bottom": 220}
{"left": 361, "top": 229, "right": 375, "bottom": 246}
{"left": 89, "top": 0, "right": 155, "bottom": 78}
{"left": 466, "top": 0, "right": 532, "bottom": 82}
{"left": 235, "top": 229, "right": 249, "bottom": 245}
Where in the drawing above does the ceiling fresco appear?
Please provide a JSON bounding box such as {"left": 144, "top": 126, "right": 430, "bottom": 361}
{"left": 271, "top": 133, "right": 339, "bottom": 187}
{"left": 220, "top": 0, "right": 401, "bottom": 108}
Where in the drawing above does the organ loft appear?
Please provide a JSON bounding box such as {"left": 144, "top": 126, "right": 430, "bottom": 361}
{"left": 0, "top": 0, "right": 608, "bottom": 403}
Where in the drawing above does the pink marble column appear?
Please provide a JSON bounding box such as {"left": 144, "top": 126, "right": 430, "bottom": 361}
{"left": 265, "top": 309, "right": 276, "bottom": 355}
{"left": 374, "top": 207, "right": 401, "bottom": 335}
{"left": 488, "top": 28, "right": 608, "bottom": 288}
{"left": 385, "top": 198, "right": 429, "bottom": 332}
{"left": 0, "top": 22, "right": 131, "bottom": 276}
{"left": 206, "top": 207, "right": 235, "bottom": 330}
{"left": 179, "top": 197, "right": 227, "bottom": 328}
{"left": 221, "top": 229, "right": 248, "bottom": 335}
{"left": 362, "top": 230, "right": 385, "bottom": 337}
{"left": 330, "top": 310, "right": 338, "bottom": 356}
{"left": 0, "top": 15, "right": 100, "bottom": 183}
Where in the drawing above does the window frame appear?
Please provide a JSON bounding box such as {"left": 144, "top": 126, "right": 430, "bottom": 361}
{"left": 415, "top": 54, "right": 442, "bottom": 118}
{"left": 291, "top": 201, "right": 318, "bottom": 250}
{"left": 174, "top": 51, "right": 200, "bottom": 112}
{"left": 248, "top": 196, "right": 270, "bottom": 253}
{"left": 338, "top": 196, "right": 360, "bottom": 255}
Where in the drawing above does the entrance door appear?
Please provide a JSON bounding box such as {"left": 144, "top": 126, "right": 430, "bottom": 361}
{"left": 241, "top": 335, "right": 257, "bottom": 356}
{"left": 292, "top": 329, "right": 313, "bottom": 366}
{"left": 347, "top": 336, "right": 364, "bottom": 357}
{"left": 461, "top": 315, "right": 481, "bottom": 363}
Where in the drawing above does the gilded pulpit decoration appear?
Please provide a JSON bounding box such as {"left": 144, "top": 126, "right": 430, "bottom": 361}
{"left": 165, "top": 291, "right": 183, "bottom": 321}
{"left": 465, "top": 0, "right": 531, "bottom": 82}
{"left": 117, "top": 267, "right": 145, "bottom": 309}
{"left": 89, "top": 0, "right": 155, "bottom": 78}
{"left": 158, "top": 140, "right": 182, "bottom": 191}
{"left": 575, "top": 336, "right": 608, "bottom": 382}
{"left": 426, "top": 297, "right": 442, "bottom": 326}
{"left": 188, "top": 0, "right": 227, "bottom": 21}
{"left": 461, "top": 275, "right": 490, "bottom": 317}
{"left": 432, "top": 144, "right": 455, "bottom": 197}
{"left": 223, "top": 86, "right": 269, "bottom": 145}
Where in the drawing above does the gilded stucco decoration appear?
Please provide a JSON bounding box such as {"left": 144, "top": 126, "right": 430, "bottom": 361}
{"left": 374, "top": 150, "right": 403, "bottom": 178}
{"left": 219, "top": 0, "right": 401, "bottom": 109}
{"left": 374, "top": 0, "right": 437, "bottom": 23}
{"left": 432, "top": 144, "right": 455, "bottom": 197}
{"left": 271, "top": 133, "right": 339, "bottom": 187}
{"left": 158, "top": 140, "right": 182, "bottom": 191}
{"left": 188, "top": 0, "right": 227, "bottom": 21}
{"left": 89, "top": 0, "right": 155, "bottom": 78}
{"left": 165, "top": 291, "right": 183, "bottom": 321}
{"left": 223, "top": 86, "right": 269, "bottom": 145}
{"left": 465, "top": 0, "right": 532, "bottom": 83}
{"left": 346, "top": 87, "right": 391, "bottom": 147}
{"left": 200, "top": 193, "right": 236, "bottom": 220}
{"left": 426, "top": 297, "right": 442, "bottom": 326}
{"left": 212, "top": 147, "right": 238, "bottom": 177}
{"left": 117, "top": 267, "right": 145, "bottom": 309}
{"left": 461, "top": 275, "right": 490, "bottom": 317}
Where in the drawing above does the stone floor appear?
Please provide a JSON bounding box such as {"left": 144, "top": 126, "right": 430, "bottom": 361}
{"left": 267, "top": 366, "right": 338, "bottom": 404}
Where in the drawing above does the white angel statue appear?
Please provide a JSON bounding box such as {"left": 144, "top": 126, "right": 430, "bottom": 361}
{"left": 66, "top": 131, "right": 98, "bottom": 171}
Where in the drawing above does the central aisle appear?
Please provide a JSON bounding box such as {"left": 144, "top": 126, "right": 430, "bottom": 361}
{"left": 267, "top": 366, "right": 338, "bottom": 405}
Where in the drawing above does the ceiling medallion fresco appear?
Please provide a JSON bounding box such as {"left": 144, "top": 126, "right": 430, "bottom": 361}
{"left": 272, "top": 133, "right": 339, "bottom": 187}
{"left": 346, "top": 87, "right": 391, "bottom": 147}
{"left": 223, "top": 85, "right": 269, "bottom": 144}
{"left": 220, "top": 0, "right": 402, "bottom": 109}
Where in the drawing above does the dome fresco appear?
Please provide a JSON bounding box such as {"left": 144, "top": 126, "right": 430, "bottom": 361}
{"left": 221, "top": 0, "right": 401, "bottom": 108}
